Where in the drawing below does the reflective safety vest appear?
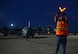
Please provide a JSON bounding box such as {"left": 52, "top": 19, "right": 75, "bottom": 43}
{"left": 56, "top": 21, "right": 68, "bottom": 36}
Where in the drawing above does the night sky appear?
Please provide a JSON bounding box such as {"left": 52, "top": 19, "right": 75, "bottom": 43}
{"left": 0, "top": 0, "right": 78, "bottom": 32}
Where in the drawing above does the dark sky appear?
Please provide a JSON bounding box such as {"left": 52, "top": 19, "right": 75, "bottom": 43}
{"left": 0, "top": 0, "right": 78, "bottom": 32}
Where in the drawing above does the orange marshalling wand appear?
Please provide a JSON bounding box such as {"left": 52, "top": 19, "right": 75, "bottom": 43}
{"left": 59, "top": 7, "right": 66, "bottom": 12}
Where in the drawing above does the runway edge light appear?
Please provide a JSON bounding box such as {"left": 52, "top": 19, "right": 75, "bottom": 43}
{"left": 11, "top": 24, "right": 14, "bottom": 27}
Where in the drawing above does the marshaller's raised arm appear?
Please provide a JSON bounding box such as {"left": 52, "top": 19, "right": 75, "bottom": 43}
{"left": 54, "top": 14, "right": 58, "bottom": 22}
{"left": 64, "top": 14, "right": 68, "bottom": 22}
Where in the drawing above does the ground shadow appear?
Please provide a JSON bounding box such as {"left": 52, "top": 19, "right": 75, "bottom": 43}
{"left": 32, "top": 36, "right": 48, "bottom": 39}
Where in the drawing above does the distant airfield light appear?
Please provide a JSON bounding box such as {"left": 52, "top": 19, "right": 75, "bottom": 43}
{"left": 59, "top": 7, "right": 66, "bottom": 12}
{"left": 11, "top": 24, "right": 14, "bottom": 27}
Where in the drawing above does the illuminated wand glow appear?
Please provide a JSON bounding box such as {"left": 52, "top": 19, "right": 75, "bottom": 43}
{"left": 59, "top": 7, "right": 66, "bottom": 12}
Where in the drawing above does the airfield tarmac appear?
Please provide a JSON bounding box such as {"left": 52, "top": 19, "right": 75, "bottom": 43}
{"left": 0, "top": 35, "right": 78, "bottom": 54}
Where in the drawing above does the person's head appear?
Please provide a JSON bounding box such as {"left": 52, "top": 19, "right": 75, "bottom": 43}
{"left": 58, "top": 16, "right": 63, "bottom": 21}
